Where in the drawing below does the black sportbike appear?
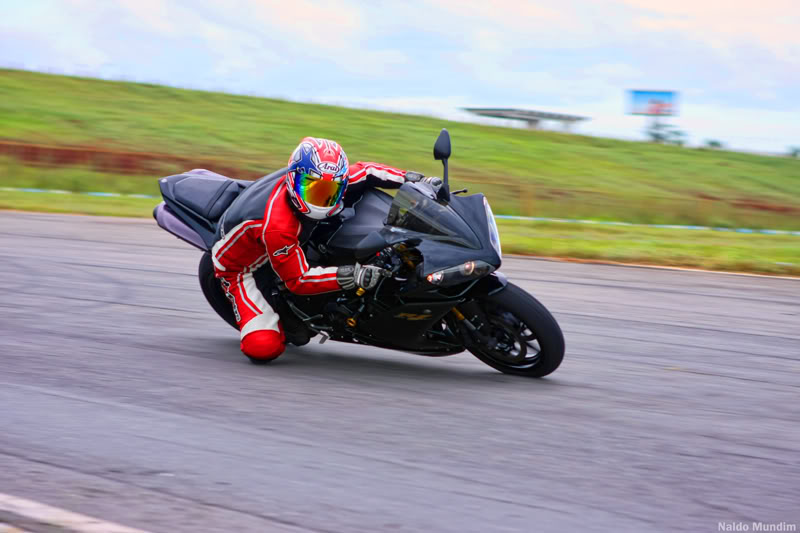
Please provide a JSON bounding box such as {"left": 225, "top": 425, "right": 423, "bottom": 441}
{"left": 154, "top": 130, "right": 565, "bottom": 377}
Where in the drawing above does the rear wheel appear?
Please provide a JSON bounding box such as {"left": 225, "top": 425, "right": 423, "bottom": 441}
{"left": 466, "top": 282, "right": 565, "bottom": 377}
{"left": 198, "top": 252, "right": 239, "bottom": 331}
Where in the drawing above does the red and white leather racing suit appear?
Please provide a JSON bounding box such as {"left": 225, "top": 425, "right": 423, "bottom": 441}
{"left": 211, "top": 162, "right": 409, "bottom": 360}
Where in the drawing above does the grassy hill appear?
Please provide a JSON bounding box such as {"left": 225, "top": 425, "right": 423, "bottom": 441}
{"left": 1, "top": 68, "right": 799, "bottom": 229}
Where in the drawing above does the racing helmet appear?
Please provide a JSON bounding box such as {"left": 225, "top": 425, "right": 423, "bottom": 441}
{"left": 286, "top": 137, "right": 349, "bottom": 220}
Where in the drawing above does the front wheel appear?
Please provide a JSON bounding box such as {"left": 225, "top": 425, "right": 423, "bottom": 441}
{"left": 465, "top": 282, "right": 565, "bottom": 377}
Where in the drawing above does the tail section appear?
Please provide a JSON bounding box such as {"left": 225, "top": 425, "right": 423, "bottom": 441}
{"left": 153, "top": 202, "right": 209, "bottom": 251}
{"left": 154, "top": 169, "right": 251, "bottom": 251}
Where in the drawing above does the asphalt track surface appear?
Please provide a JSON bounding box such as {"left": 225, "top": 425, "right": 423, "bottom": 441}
{"left": 1, "top": 211, "right": 798, "bottom": 533}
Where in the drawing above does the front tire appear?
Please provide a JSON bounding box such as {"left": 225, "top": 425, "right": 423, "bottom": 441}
{"left": 198, "top": 252, "right": 239, "bottom": 331}
{"left": 466, "top": 282, "right": 565, "bottom": 377}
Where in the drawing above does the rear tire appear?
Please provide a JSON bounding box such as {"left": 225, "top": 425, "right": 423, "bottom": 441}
{"left": 467, "top": 282, "right": 565, "bottom": 378}
{"left": 198, "top": 252, "right": 239, "bottom": 331}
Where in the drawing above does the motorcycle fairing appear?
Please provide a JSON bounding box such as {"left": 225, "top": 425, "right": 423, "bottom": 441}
{"left": 323, "top": 183, "right": 501, "bottom": 276}
{"left": 359, "top": 299, "right": 459, "bottom": 350}
{"left": 378, "top": 184, "right": 501, "bottom": 276}
{"left": 323, "top": 188, "right": 393, "bottom": 261}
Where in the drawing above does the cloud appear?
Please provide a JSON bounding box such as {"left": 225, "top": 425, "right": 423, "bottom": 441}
{"left": 248, "top": 0, "right": 364, "bottom": 50}
{"left": 584, "top": 63, "right": 642, "bottom": 81}
{"left": 3, "top": 0, "right": 799, "bottom": 151}
{"left": 622, "top": 1, "right": 800, "bottom": 64}
{"left": 107, "top": 1, "right": 286, "bottom": 76}
{"left": 108, "top": 0, "right": 409, "bottom": 78}
{"left": 240, "top": 0, "right": 414, "bottom": 75}
{"left": 0, "top": 27, "right": 109, "bottom": 72}
{"left": 0, "top": 1, "right": 109, "bottom": 71}
{"left": 115, "top": 0, "right": 176, "bottom": 34}
{"left": 429, "top": 0, "right": 568, "bottom": 29}
{"left": 423, "top": 0, "right": 800, "bottom": 68}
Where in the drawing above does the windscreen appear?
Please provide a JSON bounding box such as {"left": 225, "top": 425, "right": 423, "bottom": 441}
{"left": 386, "top": 185, "right": 480, "bottom": 249}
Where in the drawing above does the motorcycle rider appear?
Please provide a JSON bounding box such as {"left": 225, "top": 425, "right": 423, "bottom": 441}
{"left": 211, "top": 137, "right": 438, "bottom": 363}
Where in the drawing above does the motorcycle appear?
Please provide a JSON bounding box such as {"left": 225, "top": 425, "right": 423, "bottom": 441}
{"left": 154, "top": 130, "right": 565, "bottom": 377}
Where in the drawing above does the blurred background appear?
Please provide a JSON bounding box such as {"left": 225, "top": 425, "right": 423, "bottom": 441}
{"left": 1, "top": 0, "right": 799, "bottom": 274}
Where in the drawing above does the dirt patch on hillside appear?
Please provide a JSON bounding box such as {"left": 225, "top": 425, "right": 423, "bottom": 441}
{"left": 0, "top": 140, "right": 262, "bottom": 179}
{"left": 732, "top": 198, "right": 800, "bottom": 214}
{"left": 3, "top": 140, "right": 799, "bottom": 217}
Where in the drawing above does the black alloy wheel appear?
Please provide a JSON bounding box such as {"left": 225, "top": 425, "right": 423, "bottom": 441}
{"left": 467, "top": 282, "right": 565, "bottom": 378}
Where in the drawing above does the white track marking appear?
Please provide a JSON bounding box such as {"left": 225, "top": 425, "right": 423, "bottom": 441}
{"left": 509, "top": 254, "right": 800, "bottom": 280}
{"left": 0, "top": 493, "right": 152, "bottom": 533}
{"left": 1, "top": 524, "right": 32, "bottom": 533}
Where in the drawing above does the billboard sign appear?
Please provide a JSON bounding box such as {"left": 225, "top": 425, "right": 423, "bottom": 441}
{"left": 628, "top": 90, "right": 678, "bottom": 116}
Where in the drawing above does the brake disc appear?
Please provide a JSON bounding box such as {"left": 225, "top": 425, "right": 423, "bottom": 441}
{"left": 486, "top": 317, "right": 528, "bottom": 362}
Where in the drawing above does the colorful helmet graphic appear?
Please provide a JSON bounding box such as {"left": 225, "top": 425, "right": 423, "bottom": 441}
{"left": 286, "top": 137, "right": 349, "bottom": 221}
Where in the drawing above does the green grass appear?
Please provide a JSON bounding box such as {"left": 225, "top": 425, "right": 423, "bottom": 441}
{"left": 497, "top": 220, "right": 800, "bottom": 276}
{"left": 2, "top": 68, "right": 800, "bottom": 229}
{"left": 0, "top": 190, "right": 158, "bottom": 218}
{"left": 1, "top": 190, "right": 796, "bottom": 276}
{"left": 0, "top": 157, "right": 161, "bottom": 196}
{"left": 0, "top": 158, "right": 795, "bottom": 230}
{"left": 1, "top": 69, "right": 799, "bottom": 276}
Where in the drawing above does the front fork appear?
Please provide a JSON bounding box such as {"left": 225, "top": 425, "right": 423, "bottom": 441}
{"left": 451, "top": 302, "right": 497, "bottom": 350}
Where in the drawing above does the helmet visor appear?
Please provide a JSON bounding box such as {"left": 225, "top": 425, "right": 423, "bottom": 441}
{"left": 296, "top": 173, "right": 345, "bottom": 208}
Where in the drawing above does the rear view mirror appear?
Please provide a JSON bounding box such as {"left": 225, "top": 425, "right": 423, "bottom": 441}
{"left": 433, "top": 129, "right": 451, "bottom": 161}
{"left": 433, "top": 129, "right": 451, "bottom": 201}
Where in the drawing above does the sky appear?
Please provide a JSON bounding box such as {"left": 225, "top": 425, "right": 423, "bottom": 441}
{"left": 2, "top": 0, "right": 799, "bottom": 152}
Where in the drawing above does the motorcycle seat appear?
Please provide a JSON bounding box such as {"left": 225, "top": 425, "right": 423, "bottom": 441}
{"left": 159, "top": 169, "right": 252, "bottom": 223}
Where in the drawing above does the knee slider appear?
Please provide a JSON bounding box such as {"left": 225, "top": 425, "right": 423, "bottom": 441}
{"left": 241, "top": 330, "right": 285, "bottom": 360}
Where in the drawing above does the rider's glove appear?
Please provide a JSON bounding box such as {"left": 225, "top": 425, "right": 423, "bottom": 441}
{"left": 406, "top": 171, "right": 442, "bottom": 192}
{"left": 421, "top": 176, "right": 442, "bottom": 191}
{"left": 337, "top": 263, "right": 386, "bottom": 291}
{"left": 405, "top": 171, "right": 425, "bottom": 182}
